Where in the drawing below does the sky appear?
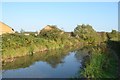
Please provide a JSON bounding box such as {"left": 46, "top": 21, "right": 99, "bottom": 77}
{"left": 1, "top": 2, "right": 118, "bottom": 32}
{"left": 1, "top": 0, "right": 119, "bottom": 2}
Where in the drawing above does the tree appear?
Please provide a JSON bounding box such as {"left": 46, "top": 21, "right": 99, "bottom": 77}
{"left": 108, "top": 30, "right": 118, "bottom": 41}
{"left": 20, "top": 28, "right": 25, "bottom": 33}
{"left": 111, "top": 30, "right": 117, "bottom": 34}
{"left": 74, "top": 24, "right": 101, "bottom": 43}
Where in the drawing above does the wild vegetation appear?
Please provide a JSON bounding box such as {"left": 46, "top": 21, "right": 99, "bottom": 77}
{"left": 79, "top": 44, "right": 118, "bottom": 78}
{"left": 77, "top": 29, "right": 120, "bottom": 78}
{"left": 74, "top": 24, "right": 102, "bottom": 44}
{"left": 2, "top": 25, "right": 80, "bottom": 62}
{"left": 1, "top": 24, "right": 120, "bottom": 78}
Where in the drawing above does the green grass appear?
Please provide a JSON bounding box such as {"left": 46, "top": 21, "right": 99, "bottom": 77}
{"left": 2, "top": 32, "right": 80, "bottom": 62}
{"left": 1, "top": 25, "right": 106, "bottom": 61}
{"left": 80, "top": 45, "right": 118, "bottom": 78}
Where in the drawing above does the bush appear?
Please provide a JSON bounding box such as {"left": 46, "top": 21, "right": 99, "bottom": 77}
{"left": 74, "top": 24, "right": 101, "bottom": 43}
{"left": 81, "top": 46, "right": 118, "bottom": 78}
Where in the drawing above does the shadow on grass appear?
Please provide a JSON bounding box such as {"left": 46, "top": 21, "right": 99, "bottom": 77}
{"left": 107, "top": 40, "right": 120, "bottom": 77}
{"left": 107, "top": 40, "right": 120, "bottom": 59}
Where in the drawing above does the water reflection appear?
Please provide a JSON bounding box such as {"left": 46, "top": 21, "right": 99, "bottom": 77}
{"left": 3, "top": 47, "right": 76, "bottom": 70}
{"left": 2, "top": 46, "right": 90, "bottom": 78}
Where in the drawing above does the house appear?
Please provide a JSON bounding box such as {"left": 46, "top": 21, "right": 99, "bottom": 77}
{"left": 43, "top": 25, "right": 53, "bottom": 30}
{"left": 38, "top": 25, "right": 64, "bottom": 35}
{"left": 23, "top": 32, "right": 38, "bottom": 36}
{"left": 0, "top": 22, "right": 15, "bottom": 35}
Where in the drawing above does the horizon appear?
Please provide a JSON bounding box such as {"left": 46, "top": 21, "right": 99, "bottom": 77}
{"left": 1, "top": 21, "right": 118, "bottom": 33}
{"left": 1, "top": 2, "right": 118, "bottom": 32}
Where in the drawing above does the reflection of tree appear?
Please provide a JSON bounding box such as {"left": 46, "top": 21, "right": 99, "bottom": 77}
{"left": 3, "top": 46, "right": 78, "bottom": 70}
{"left": 74, "top": 45, "right": 104, "bottom": 78}
{"left": 75, "top": 46, "right": 92, "bottom": 62}
{"left": 41, "top": 50, "right": 67, "bottom": 68}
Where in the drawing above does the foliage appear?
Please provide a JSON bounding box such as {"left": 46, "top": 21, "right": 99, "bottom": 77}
{"left": 107, "top": 30, "right": 119, "bottom": 41}
{"left": 1, "top": 24, "right": 119, "bottom": 79}
{"left": 80, "top": 45, "right": 118, "bottom": 78}
{"left": 74, "top": 24, "right": 102, "bottom": 43}
{"left": 39, "top": 25, "right": 66, "bottom": 40}
{"left": 98, "top": 32, "right": 108, "bottom": 42}
{"left": 107, "top": 40, "right": 120, "bottom": 58}
{"left": 2, "top": 26, "right": 79, "bottom": 61}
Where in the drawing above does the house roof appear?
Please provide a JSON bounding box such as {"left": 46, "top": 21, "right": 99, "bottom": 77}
{"left": 0, "top": 21, "right": 15, "bottom": 35}
{"left": 0, "top": 21, "right": 14, "bottom": 30}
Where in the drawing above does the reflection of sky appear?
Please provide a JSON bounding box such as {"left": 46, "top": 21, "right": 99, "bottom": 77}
{"left": 2, "top": 52, "right": 81, "bottom": 78}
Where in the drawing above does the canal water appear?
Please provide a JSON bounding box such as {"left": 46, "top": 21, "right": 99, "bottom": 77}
{"left": 2, "top": 47, "right": 89, "bottom": 78}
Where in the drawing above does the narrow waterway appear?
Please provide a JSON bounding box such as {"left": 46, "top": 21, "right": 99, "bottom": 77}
{"left": 2, "top": 47, "right": 89, "bottom": 78}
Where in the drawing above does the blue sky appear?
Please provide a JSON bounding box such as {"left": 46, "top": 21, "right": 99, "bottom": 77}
{"left": 1, "top": 2, "right": 118, "bottom": 32}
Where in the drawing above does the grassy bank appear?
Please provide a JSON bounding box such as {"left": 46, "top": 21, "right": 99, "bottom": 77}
{"left": 2, "top": 32, "right": 80, "bottom": 62}
{"left": 1, "top": 24, "right": 120, "bottom": 78}
{"left": 80, "top": 44, "right": 118, "bottom": 78}
{"left": 79, "top": 30, "right": 120, "bottom": 78}
{"left": 2, "top": 24, "right": 119, "bottom": 65}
